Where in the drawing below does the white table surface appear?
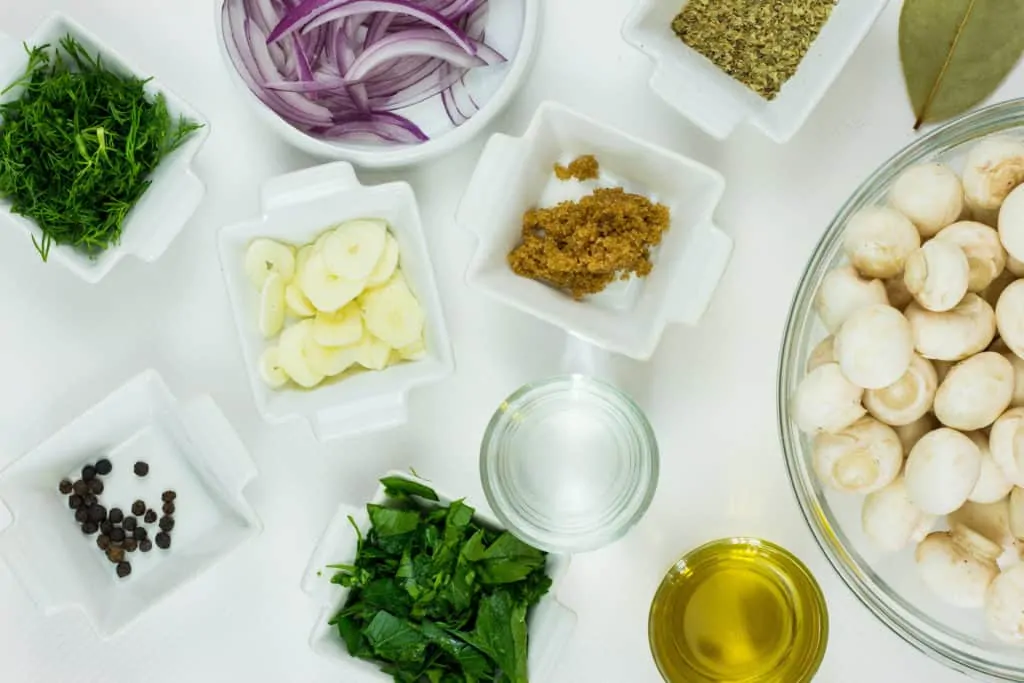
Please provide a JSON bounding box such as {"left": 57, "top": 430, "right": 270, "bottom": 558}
{"left": 0, "top": 0, "right": 1004, "bottom": 681}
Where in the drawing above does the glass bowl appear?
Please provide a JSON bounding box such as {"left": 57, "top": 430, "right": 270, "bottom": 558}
{"left": 480, "top": 375, "right": 659, "bottom": 554}
{"left": 779, "top": 98, "right": 1024, "bottom": 680}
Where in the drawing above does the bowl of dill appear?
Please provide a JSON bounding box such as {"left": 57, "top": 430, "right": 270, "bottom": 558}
{"left": 0, "top": 13, "right": 209, "bottom": 283}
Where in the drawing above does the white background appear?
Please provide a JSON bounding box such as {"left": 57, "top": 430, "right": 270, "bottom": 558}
{"left": 0, "top": 0, "right": 1002, "bottom": 681}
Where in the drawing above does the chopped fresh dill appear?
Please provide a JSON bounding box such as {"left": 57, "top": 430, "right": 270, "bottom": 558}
{"left": 0, "top": 35, "right": 202, "bottom": 261}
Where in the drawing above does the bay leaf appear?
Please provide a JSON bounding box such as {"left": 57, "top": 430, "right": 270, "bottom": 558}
{"left": 900, "top": 0, "right": 1024, "bottom": 129}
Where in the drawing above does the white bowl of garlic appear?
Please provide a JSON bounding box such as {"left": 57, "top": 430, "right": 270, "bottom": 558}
{"left": 779, "top": 99, "right": 1024, "bottom": 679}
{"left": 218, "top": 162, "right": 454, "bottom": 441}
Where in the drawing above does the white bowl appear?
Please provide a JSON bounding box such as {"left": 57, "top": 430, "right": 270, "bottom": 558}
{"left": 213, "top": 0, "right": 540, "bottom": 169}
{"left": 218, "top": 161, "right": 455, "bottom": 441}
{"left": 458, "top": 101, "right": 732, "bottom": 361}
{"left": 301, "top": 470, "right": 577, "bottom": 683}
{"left": 0, "top": 12, "right": 209, "bottom": 283}
{"left": 0, "top": 370, "right": 261, "bottom": 638}
{"left": 622, "top": 0, "right": 888, "bottom": 142}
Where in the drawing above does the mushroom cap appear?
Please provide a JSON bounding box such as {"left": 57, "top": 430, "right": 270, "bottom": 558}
{"left": 834, "top": 304, "right": 914, "bottom": 389}
{"left": 813, "top": 265, "right": 889, "bottom": 333}
{"left": 949, "top": 498, "right": 1015, "bottom": 548}
{"left": 792, "top": 362, "right": 866, "bottom": 434}
{"left": 864, "top": 354, "right": 937, "bottom": 426}
{"left": 1000, "top": 184, "right": 1024, "bottom": 262}
{"left": 806, "top": 335, "right": 836, "bottom": 374}
{"left": 988, "top": 407, "right": 1024, "bottom": 486}
{"left": 916, "top": 525, "right": 1000, "bottom": 608}
{"left": 933, "top": 352, "right": 1014, "bottom": 431}
{"left": 896, "top": 414, "right": 937, "bottom": 453}
{"left": 1002, "top": 351, "right": 1024, "bottom": 407}
{"left": 843, "top": 206, "right": 921, "bottom": 279}
{"left": 890, "top": 162, "right": 965, "bottom": 238}
{"left": 934, "top": 221, "right": 1007, "bottom": 292}
{"left": 906, "top": 294, "right": 997, "bottom": 361}
{"left": 996, "top": 279, "right": 1024, "bottom": 359}
{"left": 985, "top": 562, "right": 1024, "bottom": 643}
{"left": 905, "top": 427, "right": 983, "bottom": 514}
{"left": 904, "top": 239, "right": 970, "bottom": 312}
{"left": 862, "top": 477, "right": 936, "bottom": 552}
{"left": 966, "top": 431, "right": 1015, "bottom": 503}
{"left": 963, "top": 136, "right": 1024, "bottom": 212}
{"left": 812, "top": 417, "right": 902, "bottom": 494}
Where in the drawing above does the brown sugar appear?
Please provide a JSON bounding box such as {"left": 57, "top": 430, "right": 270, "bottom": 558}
{"left": 553, "top": 155, "right": 600, "bottom": 181}
{"left": 508, "top": 186, "right": 671, "bottom": 300}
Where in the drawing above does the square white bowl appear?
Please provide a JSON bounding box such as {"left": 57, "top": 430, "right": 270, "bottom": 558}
{"left": 0, "top": 370, "right": 261, "bottom": 638}
{"left": 301, "top": 470, "right": 577, "bottom": 683}
{"left": 622, "top": 0, "right": 888, "bottom": 143}
{"left": 218, "top": 162, "right": 455, "bottom": 441}
{"left": 457, "top": 101, "right": 732, "bottom": 361}
{"left": 0, "top": 12, "right": 210, "bottom": 283}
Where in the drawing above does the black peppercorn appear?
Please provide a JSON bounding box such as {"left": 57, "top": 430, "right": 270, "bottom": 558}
{"left": 123, "top": 517, "right": 137, "bottom": 532}
{"left": 162, "top": 501, "right": 175, "bottom": 515}
{"left": 72, "top": 480, "right": 88, "bottom": 496}
{"left": 81, "top": 521, "right": 98, "bottom": 535}
{"left": 109, "top": 508, "right": 124, "bottom": 524}
{"left": 58, "top": 479, "right": 73, "bottom": 495}
{"left": 68, "top": 494, "right": 83, "bottom": 510}
{"left": 95, "top": 458, "right": 112, "bottom": 476}
{"left": 82, "top": 494, "right": 97, "bottom": 508}
{"left": 133, "top": 527, "right": 148, "bottom": 541}
{"left": 133, "top": 461, "right": 149, "bottom": 477}
{"left": 123, "top": 538, "right": 138, "bottom": 552}
{"left": 88, "top": 479, "right": 103, "bottom": 495}
{"left": 155, "top": 532, "right": 171, "bottom": 549}
{"left": 132, "top": 500, "right": 146, "bottom": 516}
{"left": 144, "top": 509, "right": 157, "bottom": 524}
{"left": 162, "top": 490, "right": 176, "bottom": 502}
{"left": 81, "top": 465, "right": 96, "bottom": 481}
{"left": 88, "top": 505, "right": 106, "bottom": 523}
{"left": 74, "top": 507, "right": 88, "bottom": 523}
{"left": 158, "top": 516, "right": 175, "bottom": 532}
{"left": 140, "top": 539, "right": 153, "bottom": 552}
{"left": 110, "top": 527, "right": 125, "bottom": 543}
{"left": 116, "top": 561, "right": 131, "bottom": 578}
{"left": 97, "top": 535, "right": 111, "bottom": 550}
{"left": 100, "top": 521, "right": 113, "bottom": 536}
{"left": 107, "top": 547, "right": 125, "bottom": 563}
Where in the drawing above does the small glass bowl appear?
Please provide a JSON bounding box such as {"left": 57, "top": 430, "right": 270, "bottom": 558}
{"left": 480, "top": 374, "right": 659, "bottom": 553}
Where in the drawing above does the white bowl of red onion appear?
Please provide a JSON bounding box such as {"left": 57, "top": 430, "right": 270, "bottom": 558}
{"left": 215, "top": 0, "right": 539, "bottom": 168}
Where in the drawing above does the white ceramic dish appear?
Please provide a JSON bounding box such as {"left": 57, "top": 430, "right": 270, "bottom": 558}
{"left": 218, "top": 161, "right": 454, "bottom": 441}
{"left": 0, "top": 12, "right": 209, "bottom": 283}
{"left": 301, "top": 470, "right": 577, "bottom": 682}
{"left": 622, "top": 0, "right": 888, "bottom": 143}
{"left": 458, "top": 101, "right": 732, "bottom": 361}
{"left": 0, "top": 370, "right": 261, "bottom": 638}
{"left": 214, "top": 0, "right": 540, "bottom": 169}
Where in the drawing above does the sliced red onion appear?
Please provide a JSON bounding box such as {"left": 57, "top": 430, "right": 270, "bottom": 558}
{"left": 345, "top": 28, "right": 496, "bottom": 81}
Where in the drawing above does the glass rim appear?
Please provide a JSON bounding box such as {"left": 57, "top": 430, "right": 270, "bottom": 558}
{"left": 479, "top": 373, "right": 660, "bottom": 554}
{"left": 777, "top": 98, "right": 1024, "bottom": 680}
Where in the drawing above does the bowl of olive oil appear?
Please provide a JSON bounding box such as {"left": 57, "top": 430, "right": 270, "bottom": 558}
{"left": 649, "top": 537, "right": 828, "bottom": 683}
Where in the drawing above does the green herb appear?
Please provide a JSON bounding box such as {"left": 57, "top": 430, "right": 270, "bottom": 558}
{"left": 328, "top": 478, "right": 552, "bottom": 683}
{"left": 0, "top": 35, "right": 201, "bottom": 260}
{"left": 671, "top": 0, "right": 837, "bottom": 100}
{"left": 900, "top": 0, "right": 1024, "bottom": 130}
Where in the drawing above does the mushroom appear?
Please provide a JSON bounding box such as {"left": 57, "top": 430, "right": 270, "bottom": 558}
{"left": 884, "top": 275, "right": 914, "bottom": 310}
{"left": 987, "top": 562, "right": 1024, "bottom": 643}
{"left": 905, "top": 427, "right": 982, "bottom": 514}
{"left": 862, "top": 477, "right": 936, "bottom": 552}
{"left": 966, "top": 431, "right": 1014, "bottom": 504}
{"left": 889, "top": 162, "right": 965, "bottom": 238}
{"left": 905, "top": 294, "right": 997, "bottom": 361}
{"left": 988, "top": 408, "right": 1024, "bottom": 486}
{"left": 962, "top": 136, "right": 1024, "bottom": 214}
{"left": 903, "top": 239, "right": 970, "bottom": 312}
{"left": 805, "top": 336, "right": 835, "bottom": 374}
{"left": 933, "top": 352, "right": 1014, "bottom": 430}
{"left": 1001, "top": 183, "right": 1024, "bottom": 262}
{"left": 813, "top": 265, "right": 889, "bottom": 333}
{"left": 812, "top": 417, "right": 902, "bottom": 494}
{"left": 917, "top": 524, "right": 1001, "bottom": 608}
{"left": 996, "top": 280, "right": 1024, "bottom": 359}
{"left": 834, "top": 304, "right": 914, "bottom": 389}
{"left": 896, "top": 414, "right": 937, "bottom": 453}
{"left": 864, "top": 354, "right": 937, "bottom": 426}
{"left": 842, "top": 206, "right": 921, "bottom": 279}
{"left": 982, "top": 268, "right": 1017, "bottom": 308}
{"left": 934, "top": 221, "right": 1007, "bottom": 292}
{"left": 949, "top": 498, "right": 1015, "bottom": 548}
{"left": 1003, "top": 351, "right": 1024, "bottom": 407}
{"left": 792, "top": 362, "right": 866, "bottom": 434}
{"left": 1010, "top": 487, "right": 1024, "bottom": 541}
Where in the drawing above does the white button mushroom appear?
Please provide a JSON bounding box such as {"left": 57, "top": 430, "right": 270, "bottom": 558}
{"left": 812, "top": 417, "right": 903, "bottom": 494}
{"left": 1000, "top": 183, "right": 1024, "bottom": 262}
{"left": 884, "top": 276, "right": 914, "bottom": 311}
{"left": 966, "top": 431, "right": 1014, "bottom": 504}
{"left": 933, "top": 352, "right": 1014, "bottom": 431}
{"left": 916, "top": 524, "right": 1001, "bottom": 608}
{"left": 834, "top": 304, "right": 914, "bottom": 389}
{"left": 905, "top": 294, "right": 997, "bottom": 361}
{"left": 792, "top": 362, "right": 866, "bottom": 434}
{"left": 813, "top": 265, "right": 889, "bottom": 333}
{"left": 962, "top": 136, "right": 1024, "bottom": 214}
{"left": 1002, "top": 351, "right": 1024, "bottom": 407}
{"left": 903, "top": 239, "right": 970, "bottom": 312}
{"left": 890, "top": 162, "right": 965, "bottom": 238}
{"left": 862, "top": 477, "right": 936, "bottom": 552}
{"left": 864, "top": 354, "right": 937, "bottom": 426}
{"left": 985, "top": 563, "right": 1024, "bottom": 643}
{"left": 949, "top": 498, "right": 1015, "bottom": 548}
{"left": 896, "top": 414, "right": 937, "bottom": 454}
{"left": 905, "top": 428, "right": 982, "bottom": 514}
{"left": 991, "top": 408, "right": 1024, "bottom": 487}
{"left": 996, "top": 280, "right": 1024, "bottom": 359}
{"left": 842, "top": 206, "right": 921, "bottom": 279}
{"left": 805, "top": 335, "right": 835, "bottom": 374}
{"left": 933, "top": 221, "right": 1007, "bottom": 292}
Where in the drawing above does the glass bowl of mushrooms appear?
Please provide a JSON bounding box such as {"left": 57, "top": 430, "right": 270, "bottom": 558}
{"left": 780, "top": 98, "right": 1024, "bottom": 680}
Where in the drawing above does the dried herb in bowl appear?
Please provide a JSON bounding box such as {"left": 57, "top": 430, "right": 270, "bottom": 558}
{"left": 0, "top": 35, "right": 201, "bottom": 261}
{"left": 672, "top": 0, "right": 838, "bottom": 100}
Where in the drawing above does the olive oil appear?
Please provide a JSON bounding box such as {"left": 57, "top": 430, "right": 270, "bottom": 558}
{"left": 649, "top": 538, "right": 828, "bottom": 683}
